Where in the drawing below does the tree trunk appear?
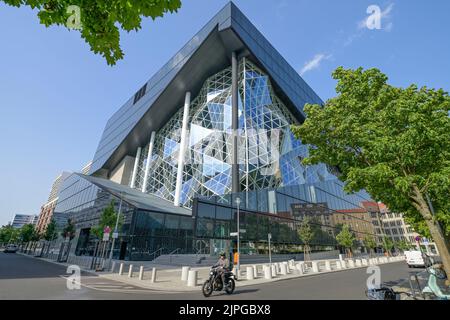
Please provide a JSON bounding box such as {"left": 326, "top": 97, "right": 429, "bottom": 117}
{"left": 412, "top": 185, "right": 450, "bottom": 280}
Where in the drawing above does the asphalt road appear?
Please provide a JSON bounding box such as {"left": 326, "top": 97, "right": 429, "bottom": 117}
{"left": 0, "top": 251, "right": 418, "bottom": 300}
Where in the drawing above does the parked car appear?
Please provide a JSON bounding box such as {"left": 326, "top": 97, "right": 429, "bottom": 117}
{"left": 3, "top": 244, "right": 19, "bottom": 253}
{"left": 404, "top": 250, "right": 433, "bottom": 268}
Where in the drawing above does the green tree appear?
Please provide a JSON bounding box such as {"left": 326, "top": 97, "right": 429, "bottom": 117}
{"left": 335, "top": 224, "right": 356, "bottom": 258}
{"left": 382, "top": 237, "right": 394, "bottom": 256}
{"left": 363, "top": 235, "right": 377, "bottom": 257}
{"left": 62, "top": 219, "right": 76, "bottom": 240}
{"left": 91, "top": 200, "right": 123, "bottom": 240}
{"left": 291, "top": 66, "right": 450, "bottom": 277}
{"left": 19, "top": 224, "right": 36, "bottom": 243}
{"left": 1, "top": 0, "right": 182, "bottom": 65}
{"left": 44, "top": 219, "right": 59, "bottom": 241}
{"left": 297, "top": 217, "right": 314, "bottom": 261}
{"left": 0, "top": 225, "right": 19, "bottom": 244}
{"left": 395, "top": 239, "right": 413, "bottom": 252}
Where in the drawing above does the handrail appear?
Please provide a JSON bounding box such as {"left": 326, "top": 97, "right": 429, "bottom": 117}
{"left": 168, "top": 248, "right": 181, "bottom": 263}
{"left": 148, "top": 247, "right": 165, "bottom": 261}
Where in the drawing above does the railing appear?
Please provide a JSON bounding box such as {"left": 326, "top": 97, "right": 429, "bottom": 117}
{"left": 148, "top": 247, "right": 166, "bottom": 261}
{"left": 168, "top": 248, "right": 181, "bottom": 264}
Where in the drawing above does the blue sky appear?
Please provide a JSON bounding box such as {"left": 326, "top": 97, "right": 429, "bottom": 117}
{"left": 0, "top": 0, "right": 449, "bottom": 225}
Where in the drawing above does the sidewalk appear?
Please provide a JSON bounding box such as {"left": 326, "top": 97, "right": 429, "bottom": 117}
{"left": 99, "top": 256, "right": 405, "bottom": 293}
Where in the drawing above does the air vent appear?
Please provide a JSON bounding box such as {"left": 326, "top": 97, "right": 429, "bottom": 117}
{"left": 133, "top": 83, "right": 147, "bottom": 105}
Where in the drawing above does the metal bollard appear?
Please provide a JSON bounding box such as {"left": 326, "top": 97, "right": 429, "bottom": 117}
{"left": 111, "top": 261, "right": 116, "bottom": 273}
{"left": 151, "top": 268, "right": 157, "bottom": 283}
{"left": 181, "top": 266, "right": 190, "bottom": 281}
{"left": 187, "top": 270, "right": 198, "bottom": 287}
{"left": 139, "top": 266, "right": 144, "bottom": 280}
{"left": 128, "top": 264, "right": 134, "bottom": 278}
{"left": 246, "top": 266, "right": 254, "bottom": 280}
{"left": 119, "top": 263, "right": 124, "bottom": 275}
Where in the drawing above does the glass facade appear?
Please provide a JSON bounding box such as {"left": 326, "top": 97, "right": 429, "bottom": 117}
{"left": 134, "top": 59, "right": 338, "bottom": 210}
{"left": 192, "top": 180, "right": 378, "bottom": 255}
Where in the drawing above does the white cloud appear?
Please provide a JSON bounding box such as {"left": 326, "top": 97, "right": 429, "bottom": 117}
{"left": 300, "top": 53, "right": 332, "bottom": 76}
{"left": 358, "top": 3, "right": 394, "bottom": 32}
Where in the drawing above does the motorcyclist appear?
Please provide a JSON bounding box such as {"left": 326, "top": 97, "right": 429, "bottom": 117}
{"left": 213, "top": 252, "right": 230, "bottom": 286}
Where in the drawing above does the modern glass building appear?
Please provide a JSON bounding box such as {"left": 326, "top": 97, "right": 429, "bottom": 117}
{"left": 54, "top": 2, "right": 379, "bottom": 260}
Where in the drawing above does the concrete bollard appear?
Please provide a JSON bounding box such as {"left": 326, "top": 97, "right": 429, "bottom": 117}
{"left": 128, "top": 264, "right": 134, "bottom": 278}
{"left": 355, "top": 259, "right": 362, "bottom": 267}
{"left": 325, "top": 260, "right": 332, "bottom": 271}
{"left": 253, "top": 265, "right": 258, "bottom": 278}
{"left": 181, "top": 266, "right": 190, "bottom": 281}
{"left": 335, "top": 260, "right": 342, "bottom": 270}
{"left": 187, "top": 270, "right": 198, "bottom": 287}
{"left": 296, "top": 263, "right": 304, "bottom": 275}
{"left": 362, "top": 259, "right": 368, "bottom": 266}
{"left": 271, "top": 264, "right": 277, "bottom": 277}
{"left": 347, "top": 259, "right": 355, "bottom": 268}
{"left": 283, "top": 262, "right": 290, "bottom": 274}
{"left": 118, "top": 263, "right": 124, "bottom": 275}
{"left": 246, "top": 266, "right": 254, "bottom": 280}
{"left": 264, "top": 266, "right": 272, "bottom": 280}
{"left": 151, "top": 268, "right": 157, "bottom": 283}
{"left": 280, "top": 263, "right": 287, "bottom": 275}
{"left": 311, "top": 261, "right": 319, "bottom": 273}
{"left": 139, "top": 266, "right": 144, "bottom": 280}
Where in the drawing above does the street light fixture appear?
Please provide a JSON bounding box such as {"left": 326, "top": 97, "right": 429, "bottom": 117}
{"left": 235, "top": 196, "right": 241, "bottom": 273}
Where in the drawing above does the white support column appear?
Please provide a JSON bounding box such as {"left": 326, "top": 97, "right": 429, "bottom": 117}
{"left": 142, "top": 131, "right": 156, "bottom": 193}
{"left": 129, "top": 147, "right": 142, "bottom": 188}
{"left": 174, "top": 92, "right": 191, "bottom": 207}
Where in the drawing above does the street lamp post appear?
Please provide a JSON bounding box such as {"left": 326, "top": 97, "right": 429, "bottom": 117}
{"left": 268, "top": 233, "right": 272, "bottom": 265}
{"left": 108, "top": 192, "right": 123, "bottom": 270}
{"left": 235, "top": 197, "right": 241, "bottom": 273}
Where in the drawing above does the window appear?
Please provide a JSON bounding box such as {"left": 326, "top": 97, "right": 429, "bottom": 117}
{"left": 133, "top": 83, "right": 147, "bottom": 104}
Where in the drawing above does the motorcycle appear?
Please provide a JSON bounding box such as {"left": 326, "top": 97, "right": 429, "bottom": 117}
{"left": 202, "top": 267, "right": 235, "bottom": 297}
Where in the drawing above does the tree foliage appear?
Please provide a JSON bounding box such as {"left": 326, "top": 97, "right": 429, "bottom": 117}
{"left": 335, "top": 224, "right": 356, "bottom": 250}
{"left": 0, "top": 225, "right": 20, "bottom": 243}
{"left": 91, "top": 200, "right": 123, "bottom": 240}
{"left": 44, "top": 218, "right": 58, "bottom": 241}
{"left": 297, "top": 217, "right": 314, "bottom": 246}
{"left": 19, "top": 224, "right": 36, "bottom": 243}
{"left": 62, "top": 219, "right": 76, "bottom": 240}
{"left": 291, "top": 66, "right": 450, "bottom": 274}
{"left": 363, "top": 235, "right": 377, "bottom": 250}
{"left": 1, "top": 0, "right": 182, "bottom": 65}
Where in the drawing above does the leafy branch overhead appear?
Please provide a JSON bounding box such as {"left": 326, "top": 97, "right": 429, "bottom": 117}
{"left": 291, "top": 66, "right": 450, "bottom": 276}
{"left": 2, "top": 0, "right": 182, "bottom": 65}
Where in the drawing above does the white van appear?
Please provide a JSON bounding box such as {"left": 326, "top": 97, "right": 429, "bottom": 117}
{"left": 404, "top": 250, "right": 431, "bottom": 268}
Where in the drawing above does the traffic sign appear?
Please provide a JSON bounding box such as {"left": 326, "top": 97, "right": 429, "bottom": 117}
{"left": 112, "top": 232, "right": 119, "bottom": 239}
{"left": 240, "top": 229, "right": 246, "bottom": 233}
{"left": 103, "top": 233, "right": 110, "bottom": 241}
{"left": 230, "top": 232, "right": 238, "bottom": 237}
{"left": 103, "top": 226, "right": 111, "bottom": 234}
